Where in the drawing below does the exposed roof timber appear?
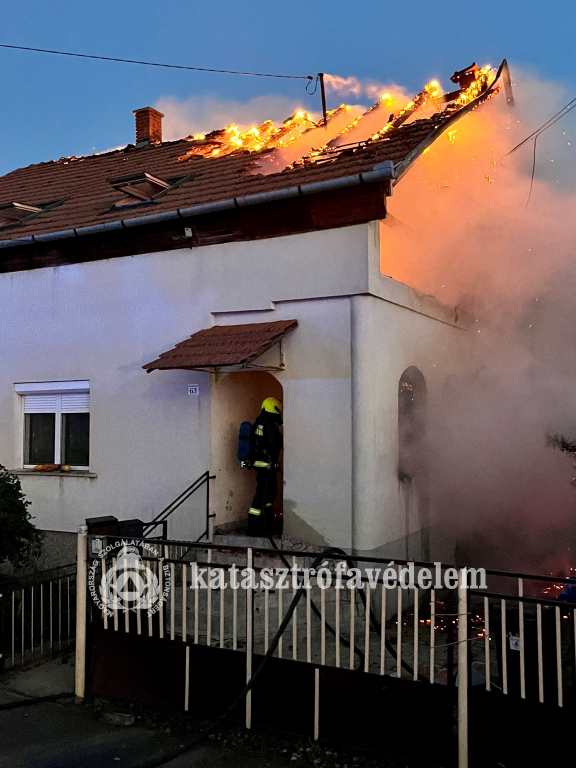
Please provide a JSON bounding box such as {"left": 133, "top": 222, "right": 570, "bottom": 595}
{"left": 394, "top": 59, "right": 511, "bottom": 184}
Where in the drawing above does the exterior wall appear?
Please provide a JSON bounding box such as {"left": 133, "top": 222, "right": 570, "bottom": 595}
{"left": 213, "top": 298, "right": 354, "bottom": 547}
{"left": 0, "top": 217, "right": 472, "bottom": 554}
{"left": 350, "top": 222, "right": 473, "bottom": 557}
{"left": 0, "top": 226, "right": 369, "bottom": 540}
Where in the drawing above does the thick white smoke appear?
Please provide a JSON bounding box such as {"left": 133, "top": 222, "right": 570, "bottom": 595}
{"left": 382, "top": 68, "right": 576, "bottom": 573}
{"left": 155, "top": 93, "right": 315, "bottom": 141}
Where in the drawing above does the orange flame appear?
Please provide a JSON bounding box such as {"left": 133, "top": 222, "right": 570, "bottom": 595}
{"left": 177, "top": 66, "right": 499, "bottom": 172}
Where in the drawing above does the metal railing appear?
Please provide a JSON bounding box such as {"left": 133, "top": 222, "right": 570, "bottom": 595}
{"left": 76, "top": 533, "right": 576, "bottom": 767}
{"left": 142, "top": 471, "right": 215, "bottom": 541}
{"left": 0, "top": 563, "right": 77, "bottom": 669}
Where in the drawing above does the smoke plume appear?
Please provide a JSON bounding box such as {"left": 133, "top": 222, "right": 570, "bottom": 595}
{"left": 382, "top": 68, "right": 576, "bottom": 572}
{"left": 155, "top": 93, "right": 315, "bottom": 142}
{"left": 323, "top": 73, "right": 410, "bottom": 105}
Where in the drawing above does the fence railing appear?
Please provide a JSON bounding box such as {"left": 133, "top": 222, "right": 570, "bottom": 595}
{"left": 76, "top": 531, "right": 576, "bottom": 768}
{"left": 1, "top": 563, "right": 77, "bottom": 670}
{"left": 142, "top": 471, "right": 215, "bottom": 541}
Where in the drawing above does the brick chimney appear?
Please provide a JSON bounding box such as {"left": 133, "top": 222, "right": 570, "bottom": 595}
{"left": 133, "top": 107, "right": 164, "bottom": 146}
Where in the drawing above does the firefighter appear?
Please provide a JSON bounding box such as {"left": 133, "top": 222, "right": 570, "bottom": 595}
{"left": 247, "top": 397, "right": 283, "bottom": 537}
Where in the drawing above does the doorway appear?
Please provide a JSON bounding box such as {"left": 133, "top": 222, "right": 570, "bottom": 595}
{"left": 210, "top": 371, "right": 283, "bottom": 531}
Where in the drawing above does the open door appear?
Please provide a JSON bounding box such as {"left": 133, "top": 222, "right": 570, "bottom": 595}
{"left": 210, "top": 371, "right": 283, "bottom": 532}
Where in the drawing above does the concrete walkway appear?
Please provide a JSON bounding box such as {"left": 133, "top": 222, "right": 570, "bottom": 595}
{"left": 0, "top": 658, "right": 286, "bottom": 768}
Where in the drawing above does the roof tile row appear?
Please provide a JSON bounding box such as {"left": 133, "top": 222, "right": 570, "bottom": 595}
{"left": 0, "top": 116, "right": 446, "bottom": 241}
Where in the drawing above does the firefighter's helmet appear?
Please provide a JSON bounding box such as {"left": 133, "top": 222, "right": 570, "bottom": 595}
{"left": 261, "top": 397, "right": 283, "bottom": 417}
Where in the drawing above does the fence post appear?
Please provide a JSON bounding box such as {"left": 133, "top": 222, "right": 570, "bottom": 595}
{"left": 246, "top": 547, "right": 253, "bottom": 729}
{"left": 75, "top": 524, "right": 88, "bottom": 702}
{"left": 457, "top": 567, "right": 468, "bottom": 768}
{"left": 207, "top": 472, "right": 214, "bottom": 543}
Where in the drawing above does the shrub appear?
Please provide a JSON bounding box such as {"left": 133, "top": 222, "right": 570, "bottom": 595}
{"left": 0, "top": 465, "right": 42, "bottom": 567}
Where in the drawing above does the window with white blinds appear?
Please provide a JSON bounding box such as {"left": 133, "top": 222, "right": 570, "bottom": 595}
{"left": 16, "top": 382, "right": 90, "bottom": 469}
{"left": 23, "top": 392, "right": 90, "bottom": 414}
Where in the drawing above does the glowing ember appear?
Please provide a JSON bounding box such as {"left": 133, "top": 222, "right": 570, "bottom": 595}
{"left": 368, "top": 80, "right": 442, "bottom": 143}
{"left": 178, "top": 110, "right": 313, "bottom": 161}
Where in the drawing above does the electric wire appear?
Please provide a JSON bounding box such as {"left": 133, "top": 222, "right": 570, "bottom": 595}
{"left": 0, "top": 43, "right": 314, "bottom": 81}
{"left": 525, "top": 133, "right": 539, "bottom": 209}
{"left": 503, "top": 96, "right": 576, "bottom": 207}
{"left": 504, "top": 97, "right": 576, "bottom": 158}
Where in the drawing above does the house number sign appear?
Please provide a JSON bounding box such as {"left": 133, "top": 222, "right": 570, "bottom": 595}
{"left": 187, "top": 385, "right": 200, "bottom": 396}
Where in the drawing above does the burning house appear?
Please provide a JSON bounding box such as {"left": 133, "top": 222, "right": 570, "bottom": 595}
{"left": 0, "top": 61, "right": 514, "bottom": 561}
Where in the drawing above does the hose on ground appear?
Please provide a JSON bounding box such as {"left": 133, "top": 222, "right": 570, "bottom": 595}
{"left": 259, "top": 467, "right": 425, "bottom": 681}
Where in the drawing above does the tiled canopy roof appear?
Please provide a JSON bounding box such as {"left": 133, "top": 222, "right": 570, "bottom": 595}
{"left": 143, "top": 320, "right": 298, "bottom": 372}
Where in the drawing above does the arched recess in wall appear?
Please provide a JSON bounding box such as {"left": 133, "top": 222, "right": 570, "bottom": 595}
{"left": 398, "top": 366, "right": 430, "bottom": 560}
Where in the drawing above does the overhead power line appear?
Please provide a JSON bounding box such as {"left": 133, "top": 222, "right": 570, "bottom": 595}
{"left": 504, "top": 95, "right": 576, "bottom": 207}
{"left": 505, "top": 96, "right": 576, "bottom": 157}
{"left": 0, "top": 43, "right": 314, "bottom": 81}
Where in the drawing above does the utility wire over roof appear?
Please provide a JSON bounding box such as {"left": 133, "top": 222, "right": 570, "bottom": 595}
{"left": 0, "top": 43, "right": 314, "bottom": 80}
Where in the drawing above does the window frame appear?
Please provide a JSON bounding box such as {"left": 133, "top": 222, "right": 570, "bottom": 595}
{"left": 16, "top": 381, "right": 90, "bottom": 471}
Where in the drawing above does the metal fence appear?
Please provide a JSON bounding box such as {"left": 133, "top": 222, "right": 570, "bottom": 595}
{"left": 77, "top": 531, "right": 576, "bottom": 767}
{"left": 90, "top": 543, "right": 576, "bottom": 691}
{"left": 0, "top": 564, "right": 77, "bottom": 670}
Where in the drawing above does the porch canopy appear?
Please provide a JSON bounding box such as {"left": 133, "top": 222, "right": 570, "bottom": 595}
{"left": 143, "top": 319, "right": 298, "bottom": 373}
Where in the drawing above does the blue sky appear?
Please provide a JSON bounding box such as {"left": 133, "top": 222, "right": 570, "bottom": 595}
{"left": 0, "top": 0, "right": 575, "bottom": 175}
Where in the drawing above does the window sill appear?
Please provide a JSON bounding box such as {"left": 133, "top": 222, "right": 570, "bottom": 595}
{"left": 13, "top": 469, "right": 97, "bottom": 478}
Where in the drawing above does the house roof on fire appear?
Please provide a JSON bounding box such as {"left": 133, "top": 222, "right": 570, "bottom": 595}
{"left": 0, "top": 62, "right": 508, "bottom": 249}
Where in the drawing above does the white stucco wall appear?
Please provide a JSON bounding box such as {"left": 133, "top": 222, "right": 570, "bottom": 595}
{"left": 0, "top": 226, "right": 370, "bottom": 540}
{"left": 0, "top": 219, "right": 472, "bottom": 553}
{"left": 349, "top": 222, "right": 473, "bottom": 555}
{"left": 213, "top": 298, "right": 354, "bottom": 547}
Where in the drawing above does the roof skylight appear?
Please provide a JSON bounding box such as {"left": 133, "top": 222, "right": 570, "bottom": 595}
{"left": 108, "top": 172, "right": 171, "bottom": 207}
{"left": 0, "top": 202, "right": 43, "bottom": 227}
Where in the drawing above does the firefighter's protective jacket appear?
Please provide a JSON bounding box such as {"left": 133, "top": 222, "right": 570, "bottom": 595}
{"left": 251, "top": 410, "right": 283, "bottom": 468}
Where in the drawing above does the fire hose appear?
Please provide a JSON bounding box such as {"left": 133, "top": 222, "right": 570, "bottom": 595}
{"left": 171, "top": 467, "right": 427, "bottom": 761}
{"left": 257, "top": 464, "right": 426, "bottom": 681}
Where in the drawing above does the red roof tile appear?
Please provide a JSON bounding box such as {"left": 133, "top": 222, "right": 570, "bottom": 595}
{"left": 0, "top": 115, "right": 456, "bottom": 243}
{"left": 143, "top": 320, "right": 298, "bottom": 371}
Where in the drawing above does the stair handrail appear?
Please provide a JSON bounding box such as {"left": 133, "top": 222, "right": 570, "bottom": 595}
{"left": 142, "top": 470, "right": 215, "bottom": 540}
